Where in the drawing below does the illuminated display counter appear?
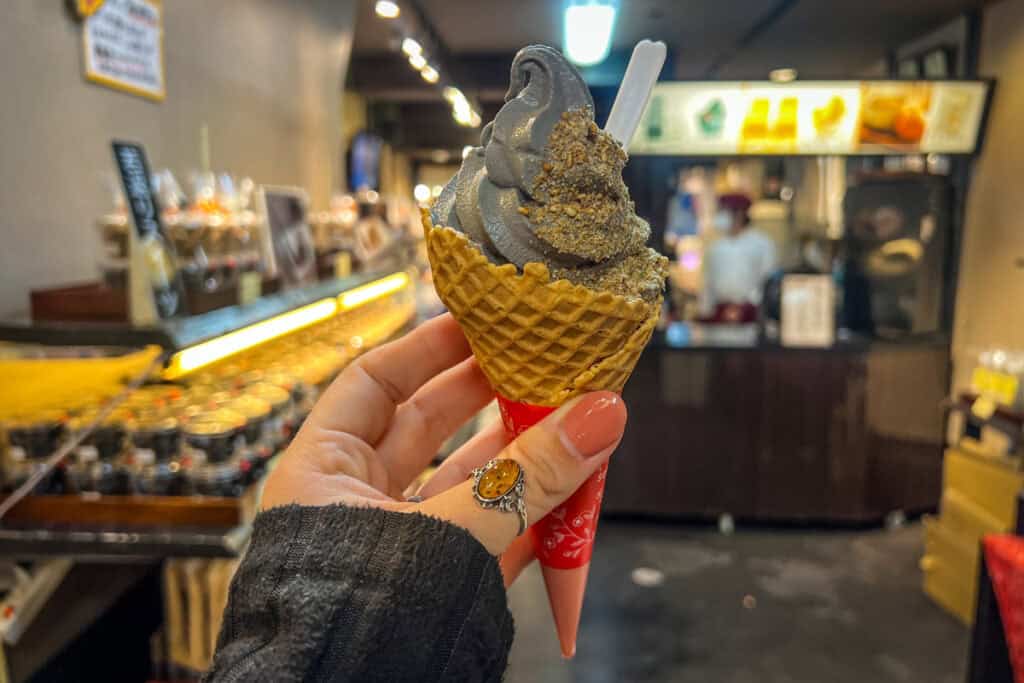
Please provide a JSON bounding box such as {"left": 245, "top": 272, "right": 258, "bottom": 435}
{"left": 0, "top": 270, "right": 417, "bottom": 557}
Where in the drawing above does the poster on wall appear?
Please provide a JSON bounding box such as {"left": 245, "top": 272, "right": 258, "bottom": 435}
{"left": 82, "top": 0, "right": 165, "bottom": 102}
{"left": 630, "top": 80, "right": 990, "bottom": 156}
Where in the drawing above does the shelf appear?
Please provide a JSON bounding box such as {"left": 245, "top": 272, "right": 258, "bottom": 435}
{"left": 0, "top": 524, "right": 251, "bottom": 559}
{"left": 0, "top": 268, "right": 402, "bottom": 352}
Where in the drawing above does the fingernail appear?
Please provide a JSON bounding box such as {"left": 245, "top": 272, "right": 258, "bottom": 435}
{"left": 558, "top": 392, "right": 626, "bottom": 458}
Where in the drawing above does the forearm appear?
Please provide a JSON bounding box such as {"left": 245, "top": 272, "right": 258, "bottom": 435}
{"left": 205, "top": 505, "right": 513, "bottom": 683}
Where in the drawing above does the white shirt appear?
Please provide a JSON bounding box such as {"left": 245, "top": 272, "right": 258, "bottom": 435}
{"left": 700, "top": 228, "right": 778, "bottom": 313}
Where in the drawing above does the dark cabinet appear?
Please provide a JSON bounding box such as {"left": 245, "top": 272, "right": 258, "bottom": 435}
{"left": 603, "top": 342, "right": 949, "bottom": 523}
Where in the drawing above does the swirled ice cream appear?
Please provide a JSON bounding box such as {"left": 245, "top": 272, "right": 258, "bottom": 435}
{"left": 431, "top": 45, "right": 667, "bottom": 303}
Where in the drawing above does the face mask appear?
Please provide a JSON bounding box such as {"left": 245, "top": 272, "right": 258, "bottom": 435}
{"left": 713, "top": 211, "right": 732, "bottom": 232}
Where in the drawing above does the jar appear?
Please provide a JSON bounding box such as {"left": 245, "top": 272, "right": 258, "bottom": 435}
{"left": 2, "top": 450, "right": 66, "bottom": 495}
{"left": 128, "top": 415, "right": 181, "bottom": 463}
{"left": 230, "top": 396, "right": 272, "bottom": 447}
{"left": 247, "top": 383, "right": 292, "bottom": 449}
{"left": 183, "top": 409, "right": 244, "bottom": 465}
{"left": 230, "top": 395, "right": 273, "bottom": 483}
{"left": 65, "top": 447, "right": 133, "bottom": 495}
{"left": 68, "top": 409, "right": 130, "bottom": 461}
{"left": 5, "top": 409, "right": 67, "bottom": 461}
{"left": 191, "top": 459, "right": 248, "bottom": 498}
{"left": 134, "top": 450, "right": 190, "bottom": 496}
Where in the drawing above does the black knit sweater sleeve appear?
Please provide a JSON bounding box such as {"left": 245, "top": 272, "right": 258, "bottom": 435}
{"left": 204, "top": 504, "right": 514, "bottom": 683}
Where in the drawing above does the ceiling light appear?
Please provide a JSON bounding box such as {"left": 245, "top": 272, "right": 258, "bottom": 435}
{"left": 770, "top": 68, "right": 797, "bottom": 83}
{"left": 443, "top": 86, "right": 463, "bottom": 103}
{"left": 452, "top": 98, "right": 474, "bottom": 126}
{"left": 564, "top": 0, "right": 618, "bottom": 66}
{"left": 401, "top": 38, "right": 422, "bottom": 57}
{"left": 421, "top": 65, "right": 439, "bottom": 83}
{"left": 408, "top": 53, "right": 427, "bottom": 70}
{"left": 375, "top": 0, "right": 400, "bottom": 18}
{"left": 413, "top": 184, "right": 431, "bottom": 202}
{"left": 468, "top": 111, "right": 482, "bottom": 127}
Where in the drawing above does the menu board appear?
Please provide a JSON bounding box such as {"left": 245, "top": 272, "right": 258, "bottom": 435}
{"left": 630, "top": 81, "right": 989, "bottom": 156}
{"left": 83, "top": 0, "right": 165, "bottom": 101}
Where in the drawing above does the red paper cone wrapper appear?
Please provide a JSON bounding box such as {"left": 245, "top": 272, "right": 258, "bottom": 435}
{"left": 496, "top": 395, "right": 608, "bottom": 570}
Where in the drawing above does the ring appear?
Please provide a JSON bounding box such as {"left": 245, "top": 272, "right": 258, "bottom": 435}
{"left": 470, "top": 458, "right": 528, "bottom": 536}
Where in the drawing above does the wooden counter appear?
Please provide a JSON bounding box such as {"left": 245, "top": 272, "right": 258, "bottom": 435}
{"left": 603, "top": 333, "right": 950, "bottom": 523}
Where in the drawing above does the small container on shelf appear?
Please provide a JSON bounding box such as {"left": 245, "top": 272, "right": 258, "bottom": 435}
{"left": 246, "top": 382, "right": 293, "bottom": 451}
{"left": 65, "top": 409, "right": 134, "bottom": 495}
{"left": 230, "top": 395, "right": 274, "bottom": 483}
{"left": 183, "top": 409, "right": 248, "bottom": 497}
{"left": 2, "top": 410, "right": 70, "bottom": 494}
{"left": 128, "top": 414, "right": 190, "bottom": 495}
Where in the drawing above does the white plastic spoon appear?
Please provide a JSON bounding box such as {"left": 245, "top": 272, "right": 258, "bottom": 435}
{"left": 603, "top": 39, "right": 667, "bottom": 150}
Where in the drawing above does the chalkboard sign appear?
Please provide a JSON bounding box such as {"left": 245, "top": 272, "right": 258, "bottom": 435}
{"left": 112, "top": 141, "right": 185, "bottom": 319}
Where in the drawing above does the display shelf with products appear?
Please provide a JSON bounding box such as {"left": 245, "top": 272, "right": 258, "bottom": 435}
{"left": 0, "top": 270, "right": 417, "bottom": 559}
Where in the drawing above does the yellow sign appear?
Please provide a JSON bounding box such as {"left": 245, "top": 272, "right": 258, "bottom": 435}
{"left": 971, "top": 395, "right": 997, "bottom": 421}
{"left": 971, "top": 367, "right": 1020, "bottom": 406}
{"left": 82, "top": 0, "right": 165, "bottom": 101}
{"left": 76, "top": 0, "right": 106, "bottom": 18}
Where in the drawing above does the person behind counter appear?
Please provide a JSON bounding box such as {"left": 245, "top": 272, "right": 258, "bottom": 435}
{"left": 699, "top": 193, "right": 778, "bottom": 324}
{"left": 204, "top": 314, "right": 628, "bottom": 682}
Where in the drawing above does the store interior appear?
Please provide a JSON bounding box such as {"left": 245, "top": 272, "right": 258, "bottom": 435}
{"left": 2, "top": 0, "right": 1024, "bottom": 681}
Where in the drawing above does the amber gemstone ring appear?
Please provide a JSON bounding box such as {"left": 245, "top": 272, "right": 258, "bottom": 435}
{"left": 471, "top": 458, "right": 527, "bottom": 536}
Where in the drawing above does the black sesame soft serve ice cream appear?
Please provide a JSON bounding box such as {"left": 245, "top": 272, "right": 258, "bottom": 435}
{"left": 431, "top": 44, "right": 667, "bottom": 303}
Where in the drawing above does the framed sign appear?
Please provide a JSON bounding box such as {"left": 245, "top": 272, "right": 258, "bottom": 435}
{"left": 257, "top": 187, "right": 318, "bottom": 288}
{"left": 83, "top": 0, "right": 165, "bottom": 101}
{"left": 780, "top": 275, "right": 835, "bottom": 348}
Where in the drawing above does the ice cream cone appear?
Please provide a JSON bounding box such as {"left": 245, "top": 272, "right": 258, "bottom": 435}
{"left": 424, "top": 212, "right": 660, "bottom": 656}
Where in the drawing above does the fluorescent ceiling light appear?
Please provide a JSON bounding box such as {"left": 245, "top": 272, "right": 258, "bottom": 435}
{"left": 401, "top": 38, "right": 422, "bottom": 57}
{"left": 443, "top": 86, "right": 463, "bottom": 103}
{"left": 375, "top": 1, "right": 400, "bottom": 18}
{"left": 421, "top": 65, "right": 439, "bottom": 83}
{"left": 564, "top": 1, "right": 618, "bottom": 66}
{"left": 408, "top": 53, "right": 427, "bottom": 70}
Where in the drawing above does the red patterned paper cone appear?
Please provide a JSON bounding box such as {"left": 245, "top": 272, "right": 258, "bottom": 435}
{"left": 498, "top": 395, "right": 608, "bottom": 658}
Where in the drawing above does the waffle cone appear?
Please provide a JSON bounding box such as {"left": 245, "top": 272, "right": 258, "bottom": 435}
{"left": 423, "top": 212, "right": 660, "bottom": 406}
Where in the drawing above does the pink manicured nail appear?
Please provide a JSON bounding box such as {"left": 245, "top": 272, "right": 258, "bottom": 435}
{"left": 558, "top": 392, "right": 626, "bottom": 458}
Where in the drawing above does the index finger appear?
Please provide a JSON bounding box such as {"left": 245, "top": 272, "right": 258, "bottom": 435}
{"left": 306, "top": 313, "right": 473, "bottom": 444}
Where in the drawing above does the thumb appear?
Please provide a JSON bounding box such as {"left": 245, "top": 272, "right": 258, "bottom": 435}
{"left": 414, "top": 392, "right": 626, "bottom": 555}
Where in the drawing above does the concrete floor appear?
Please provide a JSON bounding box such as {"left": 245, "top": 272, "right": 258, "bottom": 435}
{"left": 506, "top": 521, "right": 969, "bottom": 683}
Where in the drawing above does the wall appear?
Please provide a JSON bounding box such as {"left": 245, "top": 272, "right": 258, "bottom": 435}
{"left": 0, "top": 1, "right": 356, "bottom": 315}
{"left": 895, "top": 15, "right": 968, "bottom": 76}
{"left": 952, "top": 0, "right": 1024, "bottom": 388}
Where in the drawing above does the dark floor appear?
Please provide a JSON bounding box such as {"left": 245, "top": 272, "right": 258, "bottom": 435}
{"left": 506, "top": 521, "right": 968, "bottom": 683}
